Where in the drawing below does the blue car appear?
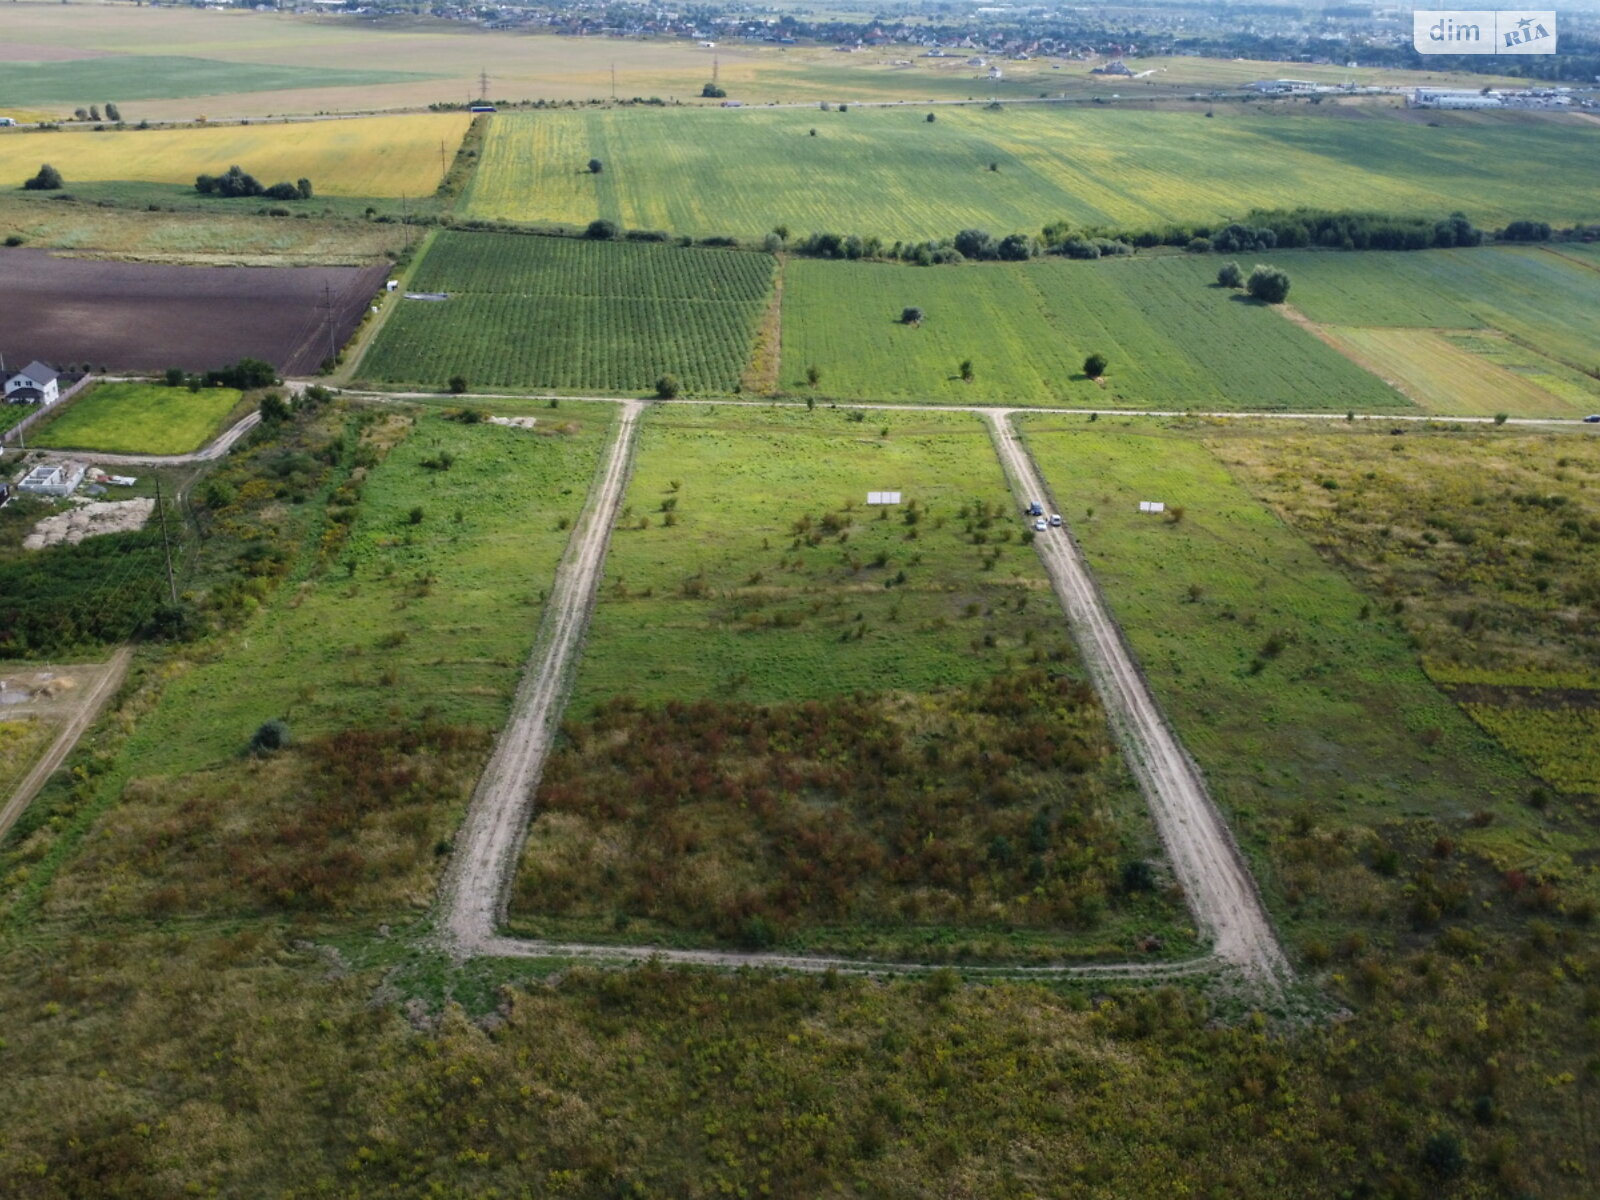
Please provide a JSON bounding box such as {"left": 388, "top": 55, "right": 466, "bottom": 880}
{"left": 1585, "top": 415, "right": 1600, "bottom": 423}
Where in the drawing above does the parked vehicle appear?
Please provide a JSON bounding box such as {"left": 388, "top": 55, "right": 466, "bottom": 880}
{"left": 1027, "top": 501, "right": 1043, "bottom": 516}
{"left": 1049, "top": 513, "right": 1062, "bottom": 527}
{"left": 1585, "top": 415, "right": 1600, "bottom": 423}
{"left": 1033, "top": 517, "right": 1047, "bottom": 532}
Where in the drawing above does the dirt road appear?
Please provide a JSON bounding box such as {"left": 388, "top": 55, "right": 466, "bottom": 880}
{"left": 985, "top": 411, "right": 1290, "bottom": 986}
{"left": 440, "top": 400, "right": 644, "bottom": 955}
{"left": 0, "top": 646, "right": 131, "bottom": 845}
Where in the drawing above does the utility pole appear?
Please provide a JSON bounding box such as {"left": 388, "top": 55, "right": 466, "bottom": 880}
{"left": 440, "top": 138, "right": 448, "bottom": 178}
{"left": 479, "top": 69, "right": 490, "bottom": 103}
{"left": 611, "top": 62, "right": 617, "bottom": 100}
{"left": 712, "top": 55, "right": 720, "bottom": 87}
{"left": 155, "top": 477, "right": 178, "bottom": 605}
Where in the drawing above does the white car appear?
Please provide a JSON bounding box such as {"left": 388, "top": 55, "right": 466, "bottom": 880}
{"left": 1048, "top": 513, "right": 1062, "bottom": 527}
{"left": 1033, "top": 518, "right": 1047, "bottom": 532}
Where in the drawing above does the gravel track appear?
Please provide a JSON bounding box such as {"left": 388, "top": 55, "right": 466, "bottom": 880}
{"left": 440, "top": 400, "right": 644, "bottom": 954}
{"left": 985, "top": 411, "right": 1291, "bottom": 987}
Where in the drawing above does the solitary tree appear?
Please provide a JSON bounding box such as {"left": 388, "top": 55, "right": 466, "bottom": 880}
{"left": 959, "top": 358, "right": 975, "bottom": 383}
{"left": 448, "top": 375, "right": 468, "bottom": 395}
{"left": 1217, "top": 260, "right": 1243, "bottom": 288}
{"left": 926, "top": 112, "right": 936, "bottom": 122}
{"left": 901, "top": 306, "right": 924, "bottom": 325}
{"left": 105, "top": 102, "right": 121, "bottom": 122}
{"left": 655, "top": 374, "right": 681, "bottom": 399}
{"left": 585, "top": 218, "right": 620, "bottom": 240}
{"left": 701, "top": 82, "right": 727, "bottom": 98}
{"left": 1246, "top": 264, "right": 1291, "bottom": 304}
{"left": 24, "top": 163, "right": 63, "bottom": 191}
{"left": 588, "top": 158, "right": 603, "bottom": 174}
{"left": 1084, "top": 352, "right": 1108, "bottom": 379}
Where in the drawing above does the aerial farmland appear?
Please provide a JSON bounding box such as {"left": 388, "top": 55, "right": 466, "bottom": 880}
{"left": 3, "top": 0, "right": 1600, "bottom": 1195}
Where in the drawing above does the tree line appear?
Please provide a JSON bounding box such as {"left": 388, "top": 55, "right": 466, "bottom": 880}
{"left": 195, "top": 165, "right": 313, "bottom": 202}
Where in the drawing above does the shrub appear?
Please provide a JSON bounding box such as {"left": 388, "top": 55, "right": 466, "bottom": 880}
{"left": 588, "top": 158, "right": 603, "bottom": 174}
{"left": 1217, "top": 261, "right": 1243, "bottom": 288}
{"left": 448, "top": 374, "right": 468, "bottom": 394}
{"left": 900, "top": 306, "right": 924, "bottom": 325}
{"left": 250, "top": 719, "right": 290, "bottom": 755}
{"left": 1246, "top": 264, "right": 1291, "bottom": 304}
{"left": 1083, "top": 352, "right": 1108, "bottom": 379}
{"left": 585, "top": 218, "right": 620, "bottom": 240}
{"left": 2, "top": 234, "right": 23, "bottom": 247}
{"left": 23, "top": 163, "right": 64, "bottom": 190}
{"left": 655, "top": 374, "right": 681, "bottom": 399}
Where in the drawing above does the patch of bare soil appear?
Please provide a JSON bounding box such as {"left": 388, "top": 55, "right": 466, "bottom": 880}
{"left": 23, "top": 498, "right": 154, "bottom": 550}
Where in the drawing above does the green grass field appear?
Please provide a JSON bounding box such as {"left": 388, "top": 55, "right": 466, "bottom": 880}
{"left": 121, "top": 406, "right": 612, "bottom": 778}
{"left": 1282, "top": 246, "right": 1600, "bottom": 377}
{"left": 0, "top": 55, "right": 433, "bottom": 108}
{"left": 30, "top": 382, "right": 242, "bottom": 455}
{"left": 571, "top": 404, "right": 1075, "bottom": 710}
{"left": 782, "top": 254, "right": 1406, "bottom": 410}
{"left": 358, "top": 232, "right": 775, "bottom": 394}
{"left": 464, "top": 105, "right": 1600, "bottom": 241}
{"left": 1016, "top": 420, "right": 1555, "bottom": 926}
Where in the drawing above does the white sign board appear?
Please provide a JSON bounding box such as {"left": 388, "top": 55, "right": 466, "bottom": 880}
{"left": 866, "top": 491, "right": 902, "bottom": 506}
{"left": 1138, "top": 501, "right": 1165, "bottom": 514}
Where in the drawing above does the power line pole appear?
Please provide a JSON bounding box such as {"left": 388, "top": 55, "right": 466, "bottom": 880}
{"left": 479, "top": 69, "right": 490, "bottom": 103}
{"left": 155, "top": 477, "right": 178, "bottom": 606}
{"left": 611, "top": 62, "right": 616, "bottom": 100}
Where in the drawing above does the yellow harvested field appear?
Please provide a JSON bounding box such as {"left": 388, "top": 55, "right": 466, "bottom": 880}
{"left": 1318, "top": 326, "right": 1589, "bottom": 418}
{"left": 0, "top": 114, "right": 469, "bottom": 197}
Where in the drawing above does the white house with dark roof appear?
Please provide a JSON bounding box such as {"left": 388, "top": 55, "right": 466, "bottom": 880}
{"left": 3, "top": 362, "right": 60, "bottom": 406}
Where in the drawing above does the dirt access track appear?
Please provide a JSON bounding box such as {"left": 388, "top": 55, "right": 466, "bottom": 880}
{"left": 0, "top": 248, "right": 386, "bottom": 374}
{"left": 439, "top": 399, "right": 1292, "bottom": 991}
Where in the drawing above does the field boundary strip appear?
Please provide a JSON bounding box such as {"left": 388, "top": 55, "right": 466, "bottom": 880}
{"left": 431, "top": 397, "right": 1292, "bottom": 992}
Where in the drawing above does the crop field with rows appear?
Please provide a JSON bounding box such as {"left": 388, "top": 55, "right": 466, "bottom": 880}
{"left": 359, "top": 233, "right": 774, "bottom": 393}
{"left": 1282, "top": 246, "right": 1600, "bottom": 378}
{"left": 782, "top": 254, "right": 1404, "bottom": 410}
{"left": 1318, "top": 327, "right": 1593, "bottom": 418}
{"left": 464, "top": 105, "right": 1600, "bottom": 241}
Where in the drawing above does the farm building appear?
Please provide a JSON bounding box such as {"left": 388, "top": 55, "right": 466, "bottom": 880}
{"left": 17, "top": 462, "right": 86, "bottom": 497}
{"left": 3, "top": 362, "right": 60, "bottom": 406}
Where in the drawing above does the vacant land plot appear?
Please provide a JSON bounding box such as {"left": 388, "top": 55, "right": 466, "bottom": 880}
{"left": 0, "top": 55, "right": 433, "bottom": 109}
{"left": 31, "top": 381, "right": 243, "bottom": 455}
{"left": 782, "top": 255, "right": 1405, "bottom": 410}
{"left": 0, "top": 249, "right": 386, "bottom": 374}
{"left": 1018, "top": 421, "right": 1547, "bottom": 928}
{"left": 39, "top": 406, "right": 614, "bottom": 920}
{"left": 1318, "top": 327, "right": 1593, "bottom": 418}
{"left": 359, "top": 233, "right": 774, "bottom": 394}
{"left": 465, "top": 105, "right": 1600, "bottom": 240}
{"left": 1282, "top": 246, "right": 1600, "bottom": 377}
{"left": 0, "top": 113, "right": 469, "bottom": 198}
{"left": 509, "top": 403, "right": 1187, "bottom": 959}
{"left": 1220, "top": 426, "right": 1600, "bottom": 804}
